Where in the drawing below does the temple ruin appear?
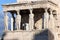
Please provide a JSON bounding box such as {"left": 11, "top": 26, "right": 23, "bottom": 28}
{"left": 2, "top": 0, "right": 60, "bottom": 40}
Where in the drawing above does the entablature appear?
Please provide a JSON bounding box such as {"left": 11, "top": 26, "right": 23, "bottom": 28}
{"left": 2, "top": 1, "right": 58, "bottom": 12}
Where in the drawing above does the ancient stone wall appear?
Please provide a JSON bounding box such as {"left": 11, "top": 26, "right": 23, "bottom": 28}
{"left": 3, "top": 30, "right": 48, "bottom": 40}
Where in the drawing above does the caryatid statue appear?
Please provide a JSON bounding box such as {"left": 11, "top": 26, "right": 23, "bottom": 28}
{"left": 29, "top": 9, "right": 34, "bottom": 31}
{"left": 15, "top": 14, "right": 21, "bottom": 30}
{"left": 49, "top": 9, "right": 55, "bottom": 29}
{"left": 44, "top": 8, "right": 49, "bottom": 29}
{"left": 48, "top": 9, "right": 57, "bottom": 40}
{"left": 4, "top": 12, "right": 9, "bottom": 31}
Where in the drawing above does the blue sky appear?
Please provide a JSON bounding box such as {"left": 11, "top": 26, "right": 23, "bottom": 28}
{"left": 0, "top": 0, "right": 16, "bottom": 37}
{"left": 0, "top": 0, "right": 16, "bottom": 11}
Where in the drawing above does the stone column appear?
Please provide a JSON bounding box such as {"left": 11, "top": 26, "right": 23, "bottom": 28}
{"left": 11, "top": 17, "right": 13, "bottom": 31}
{"left": 4, "top": 11, "right": 9, "bottom": 31}
{"left": 49, "top": 9, "right": 55, "bottom": 30}
{"left": 29, "top": 9, "right": 34, "bottom": 31}
{"left": 11, "top": 13, "right": 15, "bottom": 30}
{"left": 16, "top": 10, "right": 21, "bottom": 30}
{"left": 48, "top": 9, "right": 56, "bottom": 40}
{"left": 51, "top": 11, "right": 58, "bottom": 40}
{"left": 44, "top": 8, "right": 49, "bottom": 29}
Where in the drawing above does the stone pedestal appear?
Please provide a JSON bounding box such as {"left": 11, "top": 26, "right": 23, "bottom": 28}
{"left": 3, "top": 30, "right": 48, "bottom": 40}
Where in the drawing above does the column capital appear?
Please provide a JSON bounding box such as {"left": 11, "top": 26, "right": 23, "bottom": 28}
{"left": 4, "top": 11, "right": 8, "bottom": 13}
{"left": 52, "top": 10, "right": 57, "bottom": 14}
{"left": 4, "top": 11, "right": 8, "bottom": 16}
{"left": 16, "top": 10, "right": 20, "bottom": 15}
{"left": 16, "top": 9, "right": 20, "bottom": 11}
{"left": 44, "top": 7, "right": 48, "bottom": 11}
{"left": 29, "top": 9, "right": 33, "bottom": 14}
{"left": 48, "top": 8, "right": 53, "bottom": 14}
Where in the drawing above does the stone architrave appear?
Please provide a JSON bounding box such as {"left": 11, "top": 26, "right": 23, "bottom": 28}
{"left": 29, "top": 9, "right": 34, "bottom": 31}
{"left": 11, "top": 17, "right": 13, "bottom": 31}
{"left": 4, "top": 13, "right": 9, "bottom": 31}
{"left": 15, "top": 15, "right": 21, "bottom": 30}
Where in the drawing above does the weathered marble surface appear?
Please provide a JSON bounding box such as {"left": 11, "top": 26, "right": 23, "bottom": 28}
{"left": 3, "top": 30, "right": 48, "bottom": 40}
